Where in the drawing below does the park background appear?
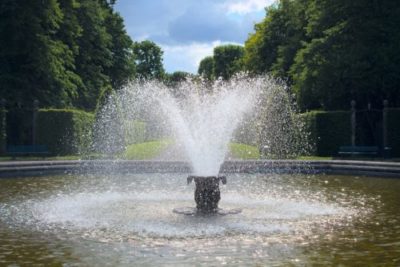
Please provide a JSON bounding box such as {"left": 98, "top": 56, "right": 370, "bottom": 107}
{"left": 0, "top": 0, "right": 399, "bottom": 159}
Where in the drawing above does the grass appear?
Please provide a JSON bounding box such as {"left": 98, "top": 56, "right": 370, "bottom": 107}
{"left": 124, "top": 139, "right": 171, "bottom": 160}
{"left": 124, "top": 141, "right": 261, "bottom": 160}
{"left": 1, "top": 141, "right": 397, "bottom": 162}
{"left": 229, "top": 143, "right": 260, "bottom": 160}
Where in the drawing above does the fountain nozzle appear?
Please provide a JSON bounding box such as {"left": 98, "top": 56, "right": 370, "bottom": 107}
{"left": 187, "top": 175, "right": 226, "bottom": 213}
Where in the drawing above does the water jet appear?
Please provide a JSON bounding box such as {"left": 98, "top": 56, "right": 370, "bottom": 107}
{"left": 1, "top": 76, "right": 398, "bottom": 265}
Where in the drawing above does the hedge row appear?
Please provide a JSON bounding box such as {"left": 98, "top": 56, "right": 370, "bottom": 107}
{"left": 36, "top": 109, "right": 94, "bottom": 155}
{"left": 387, "top": 108, "right": 400, "bottom": 157}
{"left": 300, "top": 111, "right": 351, "bottom": 156}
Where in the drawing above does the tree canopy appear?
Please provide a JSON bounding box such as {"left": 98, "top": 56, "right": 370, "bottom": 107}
{"left": 198, "top": 56, "right": 215, "bottom": 81}
{"left": 133, "top": 40, "right": 165, "bottom": 81}
{"left": 243, "top": 0, "right": 400, "bottom": 111}
{"left": 197, "top": 45, "right": 244, "bottom": 80}
{"left": 0, "top": 0, "right": 135, "bottom": 111}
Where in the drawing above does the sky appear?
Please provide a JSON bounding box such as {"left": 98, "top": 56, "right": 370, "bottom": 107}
{"left": 114, "top": 0, "right": 276, "bottom": 74}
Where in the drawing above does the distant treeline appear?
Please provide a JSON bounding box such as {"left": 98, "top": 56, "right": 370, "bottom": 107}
{"left": 0, "top": 0, "right": 172, "bottom": 111}
{"left": 0, "top": 0, "right": 132, "bottom": 110}
{"left": 198, "top": 0, "right": 400, "bottom": 111}
{"left": 2, "top": 0, "right": 399, "bottom": 112}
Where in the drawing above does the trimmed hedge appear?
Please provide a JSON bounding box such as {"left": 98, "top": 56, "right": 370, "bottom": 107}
{"left": 387, "top": 108, "right": 400, "bottom": 157}
{"left": 36, "top": 109, "right": 94, "bottom": 155}
{"left": 301, "top": 111, "right": 351, "bottom": 156}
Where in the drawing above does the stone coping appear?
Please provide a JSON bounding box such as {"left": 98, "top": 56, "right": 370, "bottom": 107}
{"left": 0, "top": 160, "right": 400, "bottom": 178}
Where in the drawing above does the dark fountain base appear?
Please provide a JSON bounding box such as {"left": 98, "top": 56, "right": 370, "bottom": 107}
{"left": 173, "top": 175, "right": 241, "bottom": 216}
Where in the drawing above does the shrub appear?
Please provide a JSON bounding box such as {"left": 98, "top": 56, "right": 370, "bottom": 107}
{"left": 36, "top": 109, "right": 94, "bottom": 155}
{"left": 301, "top": 111, "right": 351, "bottom": 156}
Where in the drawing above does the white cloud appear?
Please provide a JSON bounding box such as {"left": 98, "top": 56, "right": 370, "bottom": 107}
{"left": 162, "top": 41, "right": 241, "bottom": 73}
{"left": 224, "top": 0, "right": 275, "bottom": 15}
{"left": 115, "top": 0, "right": 271, "bottom": 73}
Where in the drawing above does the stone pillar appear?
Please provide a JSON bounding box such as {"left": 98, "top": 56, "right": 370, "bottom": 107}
{"left": 382, "top": 100, "right": 390, "bottom": 158}
{"left": 351, "top": 100, "right": 356, "bottom": 147}
{"left": 0, "top": 99, "right": 6, "bottom": 155}
{"left": 383, "top": 100, "right": 388, "bottom": 148}
{"left": 32, "top": 100, "right": 39, "bottom": 145}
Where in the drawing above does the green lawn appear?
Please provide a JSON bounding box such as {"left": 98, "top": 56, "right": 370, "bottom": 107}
{"left": 124, "top": 139, "right": 171, "bottom": 160}
{"left": 229, "top": 143, "right": 260, "bottom": 159}
{"left": 1, "top": 142, "right": 397, "bottom": 162}
{"left": 124, "top": 141, "right": 260, "bottom": 160}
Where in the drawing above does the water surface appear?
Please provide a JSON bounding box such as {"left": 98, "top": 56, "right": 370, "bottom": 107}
{"left": 0, "top": 173, "right": 399, "bottom": 266}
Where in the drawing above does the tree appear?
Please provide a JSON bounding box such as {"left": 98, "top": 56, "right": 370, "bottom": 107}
{"left": 0, "top": 0, "right": 135, "bottom": 111}
{"left": 73, "top": 0, "right": 113, "bottom": 110}
{"left": 213, "top": 45, "right": 244, "bottom": 80}
{"left": 133, "top": 40, "right": 165, "bottom": 80}
{"left": 198, "top": 56, "right": 215, "bottom": 80}
{"left": 165, "top": 71, "right": 192, "bottom": 86}
{"left": 291, "top": 0, "right": 400, "bottom": 110}
{"left": 243, "top": 0, "right": 307, "bottom": 79}
{"left": 103, "top": 6, "right": 136, "bottom": 89}
{"left": 0, "top": 0, "right": 81, "bottom": 107}
{"left": 243, "top": 0, "right": 400, "bottom": 110}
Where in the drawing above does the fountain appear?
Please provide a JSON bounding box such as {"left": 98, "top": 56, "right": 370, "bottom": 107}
{"left": 94, "top": 75, "right": 273, "bottom": 214}
{"left": 1, "top": 75, "right": 398, "bottom": 265}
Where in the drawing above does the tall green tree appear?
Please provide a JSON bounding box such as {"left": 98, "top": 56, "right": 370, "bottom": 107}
{"left": 198, "top": 56, "right": 215, "bottom": 80}
{"left": 291, "top": 0, "right": 400, "bottom": 110}
{"left": 73, "top": 0, "right": 113, "bottom": 110}
{"left": 244, "top": 0, "right": 307, "bottom": 79}
{"left": 103, "top": 5, "right": 136, "bottom": 89}
{"left": 0, "top": 0, "right": 81, "bottom": 107}
{"left": 0, "top": 0, "right": 135, "bottom": 111}
{"left": 133, "top": 40, "right": 165, "bottom": 80}
{"left": 213, "top": 45, "right": 244, "bottom": 80}
{"left": 244, "top": 0, "right": 400, "bottom": 110}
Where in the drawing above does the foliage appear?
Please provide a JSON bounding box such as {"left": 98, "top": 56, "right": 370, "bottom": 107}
{"left": 124, "top": 139, "right": 171, "bottom": 160}
{"left": 291, "top": 0, "right": 400, "bottom": 111}
{"left": 387, "top": 108, "right": 400, "bottom": 157}
{"left": 244, "top": 0, "right": 400, "bottom": 111}
{"left": 95, "top": 84, "right": 115, "bottom": 116}
{"left": 0, "top": 0, "right": 135, "bottom": 111}
{"left": 258, "top": 80, "right": 310, "bottom": 159}
{"left": 300, "top": 110, "right": 351, "bottom": 156}
{"left": 103, "top": 7, "right": 136, "bottom": 89}
{"left": 197, "top": 45, "right": 244, "bottom": 81}
{"left": 133, "top": 40, "right": 165, "bottom": 80}
{"left": 164, "top": 71, "right": 193, "bottom": 88}
{"left": 229, "top": 143, "right": 260, "bottom": 159}
{"left": 92, "top": 91, "right": 125, "bottom": 155}
{"left": 244, "top": 0, "right": 308, "bottom": 78}
{"left": 0, "top": 0, "right": 79, "bottom": 107}
{"left": 198, "top": 56, "right": 215, "bottom": 80}
{"left": 36, "top": 109, "right": 94, "bottom": 155}
{"left": 213, "top": 45, "right": 245, "bottom": 80}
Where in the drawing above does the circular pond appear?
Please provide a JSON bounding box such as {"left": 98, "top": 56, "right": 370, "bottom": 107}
{"left": 0, "top": 173, "right": 399, "bottom": 266}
